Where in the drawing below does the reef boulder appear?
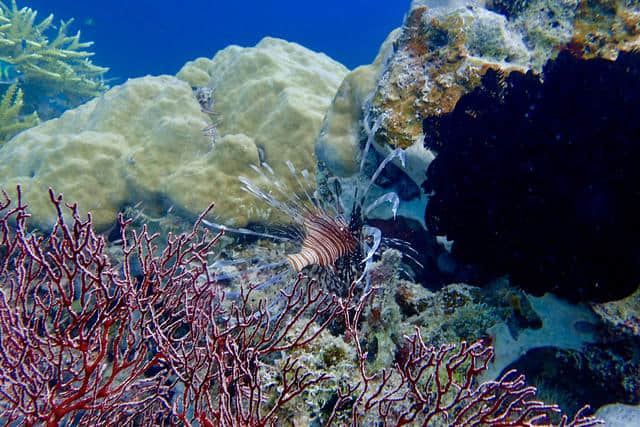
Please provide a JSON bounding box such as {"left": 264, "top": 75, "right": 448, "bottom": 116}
{"left": 314, "top": 0, "right": 640, "bottom": 230}
{"left": 0, "top": 37, "right": 348, "bottom": 230}
{"left": 374, "top": 0, "right": 640, "bottom": 151}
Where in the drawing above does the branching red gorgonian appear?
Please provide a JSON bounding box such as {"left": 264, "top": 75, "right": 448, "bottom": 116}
{"left": 0, "top": 186, "right": 603, "bottom": 426}
{"left": 327, "top": 284, "right": 603, "bottom": 426}
{"left": 0, "top": 187, "right": 179, "bottom": 426}
{"left": 0, "top": 186, "right": 356, "bottom": 426}
{"left": 155, "top": 271, "right": 350, "bottom": 426}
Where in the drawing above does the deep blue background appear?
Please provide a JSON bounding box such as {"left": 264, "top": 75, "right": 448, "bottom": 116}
{"left": 24, "top": 1, "right": 409, "bottom": 80}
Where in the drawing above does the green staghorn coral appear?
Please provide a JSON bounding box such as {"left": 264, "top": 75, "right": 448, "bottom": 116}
{"left": 0, "top": 0, "right": 108, "bottom": 108}
{"left": 0, "top": 82, "right": 37, "bottom": 143}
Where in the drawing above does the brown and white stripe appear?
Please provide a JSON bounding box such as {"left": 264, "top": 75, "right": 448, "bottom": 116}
{"left": 286, "top": 213, "right": 358, "bottom": 272}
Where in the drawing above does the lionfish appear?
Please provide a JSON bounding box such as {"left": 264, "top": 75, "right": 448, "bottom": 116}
{"left": 203, "top": 113, "right": 419, "bottom": 295}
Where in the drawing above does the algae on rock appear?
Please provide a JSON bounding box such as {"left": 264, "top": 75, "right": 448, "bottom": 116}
{"left": 0, "top": 0, "right": 108, "bottom": 109}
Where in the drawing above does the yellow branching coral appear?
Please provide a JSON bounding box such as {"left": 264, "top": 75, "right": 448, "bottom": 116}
{"left": 0, "top": 0, "right": 108, "bottom": 99}
{"left": 0, "top": 82, "right": 38, "bottom": 143}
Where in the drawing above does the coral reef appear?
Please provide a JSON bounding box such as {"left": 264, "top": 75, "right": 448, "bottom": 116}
{"left": 570, "top": 0, "right": 640, "bottom": 59}
{"left": 505, "top": 341, "right": 640, "bottom": 416}
{"left": 593, "top": 287, "right": 640, "bottom": 336}
{"left": 423, "top": 50, "right": 640, "bottom": 302}
{"left": 314, "top": 29, "right": 401, "bottom": 177}
{"left": 333, "top": 283, "right": 600, "bottom": 426}
{"left": 0, "top": 0, "right": 108, "bottom": 103}
{"left": 176, "top": 37, "right": 348, "bottom": 216}
{"left": 0, "top": 76, "right": 212, "bottom": 229}
{"left": 0, "top": 187, "right": 355, "bottom": 425}
{"left": 0, "top": 38, "right": 346, "bottom": 231}
{"left": 378, "top": 0, "right": 640, "bottom": 152}
{"left": 0, "top": 0, "right": 635, "bottom": 422}
{"left": 371, "top": 2, "right": 534, "bottom": 151}
{"left": 315, "top": 0, "right": 640, "bottom": 258}
{"left": 0, "top": 82, "right": 37, "bottom": 142}
{"left": 313, "top": 0, "right": 640, "bottom": 238}
{"left": 0, "top": 187, "right": 601, "bottom": 425}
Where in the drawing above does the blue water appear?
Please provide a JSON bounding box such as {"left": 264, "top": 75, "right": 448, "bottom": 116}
{"left": 26, "top": 0, "right": 410, "bottom": 80}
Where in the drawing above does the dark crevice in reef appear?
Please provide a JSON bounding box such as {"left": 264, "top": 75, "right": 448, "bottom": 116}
{"left": 422, "top": 49, "right": 640, "bottom": 302}
{"left": 485, "top": 0, "right": 532, "bottom": 20}
{"left": 370, "top": 147, "right": 421, "bottom": 200}
{"left": 366, "top": 216, "right": 470, "bottom": 289}
{"left": 504, "top": 337, "right": 640, "bottom": 416}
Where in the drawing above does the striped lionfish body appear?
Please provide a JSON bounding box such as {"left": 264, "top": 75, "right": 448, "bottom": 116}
{"left": 286, "top": 213, "right": 358, "bottom": 272}
{"left": 203, "top": 145, "right": 414, "bottom": 291}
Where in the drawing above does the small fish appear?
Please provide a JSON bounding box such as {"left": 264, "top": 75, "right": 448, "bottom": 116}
{"left": 0, "top": 60, "right": 22, "bottom": 85}
{"left": 83, "top": 17, "right": 95, "bottom": 27}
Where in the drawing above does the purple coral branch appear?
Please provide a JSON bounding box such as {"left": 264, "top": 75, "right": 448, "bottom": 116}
{"left": 333, "top": 288, "right": 603, "bottom": 426}
{"left": 0, "top": 185, "right": 604, "bottom": 426}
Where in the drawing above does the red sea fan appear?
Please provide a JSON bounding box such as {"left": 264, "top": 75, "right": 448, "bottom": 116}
{"left": 0, "top": 186, "right": 186, "bottom": 426}
{"left": 329, "top": 291, "right": 603, "bottom": 427}
{"left": 0, "top": 186, "right": 358, "bottom": 426}
{"left": 0, "top": 185, "right": 603, "bottom": 426}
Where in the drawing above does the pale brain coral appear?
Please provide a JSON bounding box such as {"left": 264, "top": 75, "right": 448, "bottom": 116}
{"left": 0, "top": 38, "right": 348, "bottom": 230}
{"left": 177, "top": 37, "right": 349, "bottom": 202}
{"left": 175, "top": 37, "right": 349, "bottom": 223}
{"left": 0, "top": 75, "right": 199, "bottom": 229}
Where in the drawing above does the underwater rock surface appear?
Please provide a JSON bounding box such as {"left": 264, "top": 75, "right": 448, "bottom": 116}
{"left": 596, "top": 403, "right": 640, "bottom": 427}
{"left": 362, "top": 0, "right": 640, "bottom": 153}
{"left": 1, "top": 0, "right": 639, "bottom": 422}
{"left": 315, "top": 0, "right": 640, "bottom": 236}
{"left": 315, "top": 29, "right": 401, "bottom": 177}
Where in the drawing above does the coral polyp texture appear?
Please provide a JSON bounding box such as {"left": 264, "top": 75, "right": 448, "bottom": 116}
{"left": 0, "top": 38, "right": 346, "bottom": 231}
{"left": 423, "top": 49, "right": 640, "bottom": 302}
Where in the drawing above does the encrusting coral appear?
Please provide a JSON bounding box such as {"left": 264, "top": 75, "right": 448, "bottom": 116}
{"left": 0, "top": 0, "right": 107, "bottom": 112}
